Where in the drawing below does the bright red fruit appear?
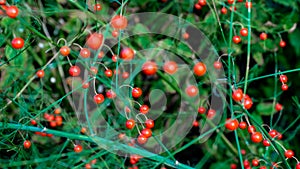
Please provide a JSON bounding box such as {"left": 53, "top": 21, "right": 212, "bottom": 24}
{"left": 239, "top": 121, "right": 247, "bottom": 129}
{"left": 69, "top": 66, "right": 81, "bottom": 77}
{"left": 260, "top": 33, "right": 267, "bottom": 40}
{"left": 193, "top": 121, "right": 199, "bottom": 127}
{"left": 243, "top": 96, "right": 253, "bottom": 109}
{"left": 247, "top": 125, "right": 256, "bottom": 134}
{"left": 132, "top": 87, "right": 142, "bottom": 98}
{"left": 145, "top": 119, "right": 154, "bottom": 129}
{"left": 141, "top": 128, "right": 152, "bottom": 138}
{"left": 251, "top": 132, "right": 263, "bottom": 143}
{"left": 31, "top": 119, "right": 37, "bottom": 125}
{"left": 183, "top": 33, "right": 189, "bottom": 40}
{"left": 198, "top": 0, "right": 206, "bottom": 6}
{"left": 137, "top": 135, "right": 148, "bottom": 144}
{"left": 194, "top": 62, "right": 207, "bottom": 76}
{"left": 11, "top": 37, "right": 24, "bottom": 49}
{"left": 232, "top": 88, "right": 243, "bottom": 101}
{"left": 279, "top": 40, "right": 286, "bottom": 48}
{"left": 140, "top": 105, "right": 149, "bottom": 114}
{"left": 279, "top": 75, "right": 288, "bottom": 83}
{"left": 194, "top": 3, "right": 202, "bottom": 10}
{"left": 263, "top": 139, "right": 270, "bottom": 147}
{"left": 275, "top": 103, "right": 283, "bottom": 111}
{"left": 233, "top": 35, "right": 242, "bottom": 44}
{"left": 0, "top": 0, "right": 5, "bottom": 5}
{"left": 296, "top": 163, "right": 300, "bottom": 169}
{"left": 245, "top": 2, "right": 252, "bottom": 8}
{"left": 213, "top": 61, "right": 222, "bottom": 69}
{"left": 6, "top": 6, "right": 18, "bottom": 18}
{"left": 23, "top": 140, "right": 31, "bottom": 149}
{"left": 163, "top": 61, "right": 178, "bottom": 74}
{"left": 105, "top": 69, "right": 113, "bottom": 77}
{"left": 230, "top": 164, "right": 237, "bottom": 169}
{"left": 240, "top": 28, "right": 248, "bottom": 36}
{"left": 207, "top": 109, "right": 216, "bottom": 119}
{"left": 112, "top": 30, "right": 119, "bottom": 37}
{"left": 198, "top": 107, "right": 206, "bottom": 114}
{"left": 225, "top": 118, "right": 239, "bottom": 131}
{"left": 268, "top": 129, "right": 277, "bottom": 138}
{"left": 106, "top": 90, "right": 116, "bottom": 99}
{"left": 281, "top": 84, "right": 288, "bottom": 91}
{"left": 60, "top": 46, "right": 70, "bottom": 56}
{"left": 252, "top": 159, "right": 259, "bottom": 166}
{"left": 285, "top": 150, "right": 294, "bottom": 158}
{"left": 36, "top": 70, "right": 45, "bottom": 78}
{"left": 74, "top": 145, "right": 83, "bottom": 153}
{"left": 185, "top": 85, "right": 198, "bottom": 97}
{"left": 142, "top": 61, "right": 157, "bottom": 75}
{"left": 227, "top": 0, "right": 234, "bottom": 4}
{"left": 86, "top": 33, "right": 103, "bottom": 50}
{"left": 221, "top": 7, "right": 227, "bottom": 14}
{"left": 94, "top": 3, "right": 102, "bottom": 11}
{"left": 80, "top": 48, "right": 91, "bottom": 58}
{"left": 111, "top": 15, "right": 128, "bottom": 30}
{"left": 243, "top": 160, "right": 250, "bottom": 167}
{"left": 94, "top": 94, "right": 104, "bottom": 104}
{"left": 126, "top": 119, "right": 135, "bottom": 129}
{"left": 120, "top": 48, "right": 135, "bottom": 61}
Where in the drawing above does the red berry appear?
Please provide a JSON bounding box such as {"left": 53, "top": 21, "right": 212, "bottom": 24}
{"left": 122, "top": 72, "right": 129, "bottom": 79}
{"left": 105, "top": 69, "right": 113, "bottom": 77}
{"left": 262, "top": 139, "right": 270, "bottom": 147}
{"left": 74, "top": 144, "right": 83, "bottom": 153}
{"left": 163, "top": 61, "right": 178, "bottom": 74}
{"left": 31, "top": 119, "right": 37, "bottom": 125}
{"left": 243, "top": 96, "right": 253, "bottom": 109}
{"left": 183, "top": 32, "right": 189, "bottom": 40}
{"left": 80, "top": 48, "right": 91, "bottom": 58}
{"left": 142, "top": 61, "right": 158, "bottom": 76}
{"left": 112, "top": 30, "right": 119, "bottom": 37}
{"left": 86, "top": 33, "right": 103, "bottom": 50}
{"left": 230, "top": 164, "right": 237, "bottom": 169}
{"left": 126, "top": 119, "right": 135, "bottom": 129}
{"left": 140, "top": 105, "right": 149, "bottom": 114}
{"left": 241, "top": 149, "right": 246, "bottom": 155}
{"left": 85, "top": 163, "right": 91, "bottom": 169}
{"left": 82, "top": 82, "right": 89, "bottom": 89}
{"left": 281, "top": 84, "right": 288, "bottom": 91}
{"left": 260, "top": 166, "right": 267, "bottom": 169}
{"left": 251, "top": 132, "right": 263, "bottom": 143}
{"left": 90, "top": 67, "right": 98, "bottom": 75}
{"left": 112, "top": 55, "right": 118, "bottom": 62}
{"left": 279, "top": 75, "right": 288, "bottom": 83}
{"left": 213, "top": 61, "right": 222, "bottom": 69}
{"left": 145, "top": 119, "right": 154, "bottom": 129}
{"left": 296, "top": 163, "right": 300, "bottom": 169}
{"left": 23, "top": 140, "right": 31, "bottom": 149}
{"left": 11, "top": 37, "right": 24, "bottom": 49}
{"left": 194, "top": 3, "right": 202, "bottom": 10}
{"left": 207, "top": 109, "right": 216, "bottom": 119}
{"left": 228, "top": 0, "right": 234, "bottom": 4}
{"left": 252, "top": 159, "right": 259, "bottom": 166}
{"left": 193, "top": 62, "right": 207, "bottom": 76}
{"left": 243, "top": 160, "right": 250, "bottom": 167}
{"left": 141, "top": 128, "right": 152, "bottom": 138}
{"left": 239, "top": 121, "right": 247, "bottom": 129}
{"left": 225, "top": 118, "right": 239, "bottom": 131}
{"left": 198, "top": 0, "right": 206, "bottom": 6}
{"left": 237, "top": 0, "right": 243, "bottom": 2}
{"left": 36, "top": 70, "right": 45, "bottom": 78}
{"left": 279, "top": 40, "right": 286, "bottom": 48}
{"left": 193, "top": 120, "right": 199, "bottom": 127}
{"left": 111, "top": 15, "right": 128, "bottom": 30}
{"left": 132, "top": 87, "right": 142, "bottom": 98}
{"left": 284, "top": 150, "right": 294, "bottom": 158}
{"left": 260, "top": 33, "right": 267, "bottom": 40}
{"left": 60, "top": 46, "right": 70, "bottom": 56}
{"left": 198, "top": 107, "right": 206, "bottom": 114}
{"left": 69, "top": 66, "right": 81, "bottom": 77}
{"left": 248, "top": 125, "right": 256, "bottom": 134}
{"left": 268, "top": 129, "right": 277, "bottom": 138}
{"left": 233, "top": 35, "right": 242, "bottom": 44}
{"left": 120, "top": 48, "right": 135, "bottom": 61}
{"left": 240, "top": 28, "right": 248, "bottom": 36}
{"left": 137, "top": 135, "right": 148, "bottom": 144}
{"left": 94, "top": 94, "right": 105, "bottom": 104}
{"left": 98, "top": 51, "right": 104, "bottom": 58}
{"left": 94, "top": 3, "right": 102, "bottom": 11}
{"left": 232, "top": 88, "right": 243, "bottom": 102}
{"left": 275, "top": 103, "right": 283, "bottom": 111}
{"left": 185, "top": 85, "right": 198, "bottom": 97}
{"left": 0, "top": 0, "right": 5, "bottom": 5}
{"left": 245, "top": 2, "right": 252, "bottom": 8}
{"left": 277, "top": 132, "right": 283, "bottom": 140}
{"left": 6, "top": 6, "right": 18, "bottom": 18}
{"left": 221, "top": 7, "right": 227, "bottom": 14}
{"left": 106, "top": 90, "right": 116, "bottom": 99}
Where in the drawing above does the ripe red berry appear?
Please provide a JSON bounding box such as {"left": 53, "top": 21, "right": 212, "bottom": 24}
{"left": 185, "top": 85, "right": 198, "bottom": 97}
{"left": 0, "top": 0, "right": 6, "bottom": 5}
{"left": 145, "top": 119, "right": 154, "bottom": 129}
{"left": 94, "top": 94, "right": 105, "bottom": 104}
{"left": 268, "top": 129, "right": 277, "bottom": 138}
{"left": 98, "top": 51, "right": 104, "bottom": 58}
{"left": 60, "top": 46, "right": 70, "bottom": 56}
{"left": 183, "top": 32, "right": 189, "bottom": 40}
{"left": 281, "top": 84, "right": 288, "bottom": 91}
{"left": 228, "top": 0, "right": 234, "bottom": 4}
{"left": 198, "top": 107, "right": 206, "bottom": 114}
{"left": 120, "top": 48, "right": 135, "bottom": 61}
{"left": 239, "top": 121, "right": 247, "bottom": 129}
{"left": 106, "top": 90, "right": 116, "bottom": 99}
{"left": 232, "top": 88, "right": 243, "bottom": 102}
{"left": 105, "top": 69, "right": 113, "bottom": 77}
{"left": 122, "top": 71, "right": 129, "bottom": 79}
{"left": 198, "top": 0, "right": 206, "bottom": 6}
{"left": 240, "top": 28, "right": 248, "bottom": 36}
{"left": 141, "top": 128, "right": 152, "bottom": 138}
{"left": 86, "top": 33, "right": 103, "bottom": 50}
{"left": 243, "top": 96, "right": 253, "bottom": 109}
{"left": 275, "top": 103, "right": 283, "bottom": 111}
{"left": 23, "top": 140, "right": 31, "bottom": 149}
{"left": 193, "top": 120, "right": 199, "bottom": 127}
{"left": 74, "top": 144, "right": 83, "bottom": 153}
{"left": 207, "top": 109, "right": 216, "bottom": 119}
{"left": 245, "top": 2, "right": 252, "bottom": 8}
{"left": 193, "top": 62, "right": 207, "bottom": 76}
{"left": 251, "top": 132, "right": 263, "bottom": 143}
{"left": 137, "top": 135, "right": 148, "bottom": 144}
{"left": 279, "top": 75, "right": 288, "bottom": 83}
{"left": 82, "top": 82, "right": 89, "bottom": 89}
{"left": 163, "top": 61, "right": 178, "bottom": 74}
{"left": 260, "top": 33, "right": 267, "bottom": 40}
{"left": 94, "top": 3, "right": 102, "bottom": 11}
{"left": 112, "top": 55, "right": 118, "bottom": 62}
{"left": 263, "top": 139, "right": 270, "bottom": 147}
{"left": 213, "top": 61, "right": 222, "bottom": 69}
{"left": 36, "top": 70, "right": 45, "bottom": 78}
{"left": 284, "top": 150, "right": 294, "bottom": 158}
{"left": 279, "top": 40, "right": 286, "bottom": 48}
{"left": 126, "top": 119, "right": 135, "bottom": 129}
{"left": 80, "top": 48, "right": 91, "bottom": 58}
{"left": 221, "top": 7, "right": 227, "bottom": 14}
{"left": 194, "top": 3, "right": 202, "bottom": 10}
{"left": 243, "top": 160, "right": 250, "bottom": 167}
{"left": 111, "top": 15, "right": 128, "bottom": 30}
{"left": 112, "top": 30, "right": 119, "bottom": 37}
{"left": 252, "top": 159, "right": 259, "bottom": 166}
{"left": 233, "top": 35, "right": 242, "bottom": 44}
{"left": 260, "top": 166, "right": 267, "bottom": 169}
{"left": 225, "top": 118, "right": 239, "bottom": 131}
{"left": 142, "top": 61, "right": 158, "bottom": 76}
{"left": 132, "top": 87, "right": 142, "bottom": 98}
{"left": 31, "top": 119, "right": 37, "bottom": 125}
{"left": 296, "top": 163, "right": 300, "bottom": 169}
{"left": 90, "top": 67, "right": 98, "bottom": 75}
{"left": 140, "top": 105, "right": 149, "bottom": 114}
{"left": 248, "top": 125, "right": 256, "bottom": 134}
{"left": 11, "top": 37, "right": 24, "bottom": 49}
{"left": 230, "top": 164, "right": 237, "bottom": 169}
{"left": 69, "top": 65, "right": 81, "bottom": 77}
{"left": 6, "top": 6, "right": 18, "bottom": 18}
{"left": 277, "top": 132, "right": 283, "bottom": 140}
